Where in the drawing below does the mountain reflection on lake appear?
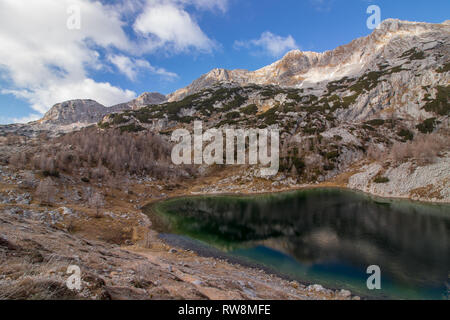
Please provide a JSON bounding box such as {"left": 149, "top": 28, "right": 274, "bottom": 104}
{"left": 154, "top": 188, "right": 450, "bottom": 299}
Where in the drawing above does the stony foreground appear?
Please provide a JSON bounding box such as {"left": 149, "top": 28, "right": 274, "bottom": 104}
{"left": 0, "top": 165, "right": 358, "bottom": 300}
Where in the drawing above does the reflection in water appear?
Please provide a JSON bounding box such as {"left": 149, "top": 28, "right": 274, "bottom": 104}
{"left": 156, "top": 189, "right": 450, "bottom": 299}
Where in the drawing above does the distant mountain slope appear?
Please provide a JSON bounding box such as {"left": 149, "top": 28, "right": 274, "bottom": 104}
{"left": 101, "top": 19, "right": 449, "bottom": 133}
{"left": 112, "top": 92, "right": 167, "bottom": 111}
{"left": 168, "top": 19, "right": 450, "bottom": 101}
{"left": 95, "top": 19, "right": 449, "bottom": 185}
{"left": 39, "top": 92, "right": 167, "bottom": 126}
{"left": 40, "top": 100, "right": 115, "bottom": 125}
{"left": 3, "top": 19, "right": 449, "bottom": 133}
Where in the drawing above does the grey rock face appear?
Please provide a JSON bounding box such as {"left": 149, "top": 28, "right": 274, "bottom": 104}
{"left": 40, "top": 92, "right": 167, "bottom": 126}
{"left": 168, "top": 19, "right": 450, "bottom": 102}
{"left": 41, "top": 100, "right": 113, "bottom": 125}
{"left": 5, "top": 19, "right": 449, "bottom": 133}
{"left": 128, "top": 92, "right": 167, "bottom": 109}
{"left": 112, "top": 92, "right": 167, "bottom": 111}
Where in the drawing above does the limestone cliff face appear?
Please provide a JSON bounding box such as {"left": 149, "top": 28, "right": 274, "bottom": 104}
{"left": 40, "top": 92, "right": 166, "bottom": 125}
{"left": 41, "top": 100, "right": 113, "bottom": 125}
{"left": 113, "top": 92, "right": 167, "bottom": 111}
{"left": 39, "top": 19, "right": 449, "bottom": 127}
{"left": 168, "top": 19, "right": 450, "bottom": 108}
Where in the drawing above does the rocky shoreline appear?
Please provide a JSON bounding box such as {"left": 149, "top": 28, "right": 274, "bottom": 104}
{"left": 0, "top": 165, "right": 362, "bottom": 300}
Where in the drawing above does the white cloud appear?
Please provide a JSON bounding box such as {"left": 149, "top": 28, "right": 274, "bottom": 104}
{"left": 3, "top": 79, "right": 136, "bottom": 114}
{"left": 0, "top": 0, "right": 137, "bottom": 116}
{"left": 180, "top": 0, "right": 229, "bottom": 13}
{"left": 122, "top": 0, "right": 229, "bottom": 15}
{"left": 0, "top": 113, "right": 42, "bottom": 125}
{"left": 235, "top": 32, "right": 299, "bottom": 58}
{"left": 108, "top": 54, "right": 178, "bottom": 81}
{"left": 0, "top": 0, "right": 219, "bottom": 121}
{"left": 133, "top": 1, "right": 216, "bottom": 53}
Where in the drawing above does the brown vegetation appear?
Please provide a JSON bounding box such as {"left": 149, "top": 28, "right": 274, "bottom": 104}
{"left": 8, "top": 127, "right": 197, "bottom": 182}
{"left": 36, "top": 177, "right": 57, "bottom": 205}
{"left": 366, "top": 131, "right": 450, "bottom": 165}
{"left": 389, "top": 133, "right": 450, "bottom": 165}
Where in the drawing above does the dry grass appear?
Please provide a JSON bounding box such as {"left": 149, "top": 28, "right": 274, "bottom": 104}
{"left": 100, "top": 227, "right": 133, "bottom": 245}
{"left": 390, "top": 133, "right": 449, "bottom": 165}
{"left": 410, "top": 185, "right": 444, "bottom": 200}
{"left": 130, "top": 263, "right": 155, "bottom": 289}
{"left": 367, "top": 144, "right": 386, "bottom": 161}
{"left": 0, "top": 254, "right": 79, "bottom": 300}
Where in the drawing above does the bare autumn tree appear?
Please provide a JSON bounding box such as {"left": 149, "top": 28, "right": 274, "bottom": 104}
{"left": 27, "top": 127, "right": 193, "bottom": 180}
{"left": 6, "top": 134, "right": 21, "bottom": 146}
{"left": 389, "top": 133, "right": 450, "bottom": 164}
{"left": 89, "top": 192, "right": 105, "bottom": 219}
{"left": 36, "top": 177, "right": 56, "bottom": 205}
{"left": 22, "top": 171, "right": 36, "bottom": 189}
{"left": 367, "top": 143, "right": 385, "bottom": 161}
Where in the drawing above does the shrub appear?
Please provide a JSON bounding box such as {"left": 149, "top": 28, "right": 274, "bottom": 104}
{"left": 422, "top": 86, "right": 449, "bottom": 116}
{"left": 325, "top": 150, "right": 339, "bottom": 160}
{"left": 397, "top": 129, "right": 414, "bottom": 141}
{"left": 362, "top": 124, "right": 375, "bottom": 131}
{"left": 342, "top": 94, "right": 359, "bottom": 108}
{"left": 292, "top": 157, "right": 306, "bottom": 172}
{"left": 110, "top": 113, "right": 129, "bottom": 125}
{"left": 374, "top": 176, "right": 389, "bottom": 183}
{"left": 119, "top": 124, "right": 145, "bottom": 133}
{"left": 222, "top": 95, "right": 246, "bottom": 111}
{"left": 287, "top": 92, "right": 302, "bottom": 102}
{"left": 240, "top": 104, "right": 258, "bottom": 115}
{"left": 400, "top": 48, "right": 425, "bottom": 60}
{"left": 366, "top": 119, "right": 385, "bottom": 126}
{"left": 226, "top": 111, "right": 241, "bottom": 120}
{"left": 43, "top": 170, "right": 60, "bottom": 178}
{"left": 178, "top": 116, "right": 195, "bottom": 123}
{"left": 436, "top": 63, "right": 450, "bottom": 73}
{"left": 416, "top": 118, "right": 439, "bottom": 134}
{"left": 98, "top": 121, "right": 110, "bottom": 129}
{"left": 259, "top": 107, "right": 279, "bottom": 125}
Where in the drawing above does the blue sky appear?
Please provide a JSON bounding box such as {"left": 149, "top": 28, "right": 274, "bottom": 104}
{"left": 0, "top": 0, "right": 449, "bottom": 124}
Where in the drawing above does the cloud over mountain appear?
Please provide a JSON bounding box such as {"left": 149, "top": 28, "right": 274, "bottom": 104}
{"left": 234, "top": 32, "right": 299, "bottom": 58}
{"left": 0, "top": 0, "right": 224, "bottom": 119}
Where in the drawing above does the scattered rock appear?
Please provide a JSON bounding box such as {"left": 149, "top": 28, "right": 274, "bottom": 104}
{"left": 192, "top": 280, "right": 203, "bottom": 286}
{"left": 338, "top": 289, "right": 352, "bottom": 298}
{"left": 307, "top": 284, "right": 324, "bottom": 292}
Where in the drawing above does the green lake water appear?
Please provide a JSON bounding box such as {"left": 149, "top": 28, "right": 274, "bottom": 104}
{"left": 153, "top": 188, "right": 450, "bottom": 300}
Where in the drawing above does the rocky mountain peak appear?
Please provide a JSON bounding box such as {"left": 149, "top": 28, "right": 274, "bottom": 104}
{"left": 31, "top": 19, "right": 450, "bottom": 130}
{"left": 39, "top": 92, "right": 167, "bottom": 126}
{"left": 41, "top": 99, "right": 109, "bottom": 125}
{"left": 125, "top": 92, "right": 167, "bottom": 110}
{"left": 167, "top": 19, "right": 449, "bottom": 102}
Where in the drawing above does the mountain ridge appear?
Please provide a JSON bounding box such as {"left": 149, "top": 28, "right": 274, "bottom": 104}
{"left": 39, "top": 92, "right": 167, "bottom": 126}
{"left": 3, "top": 18, "right": 449, "bottom": 129}
{"left": 167, "top": 19, "right": 450, "bottom": 101}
